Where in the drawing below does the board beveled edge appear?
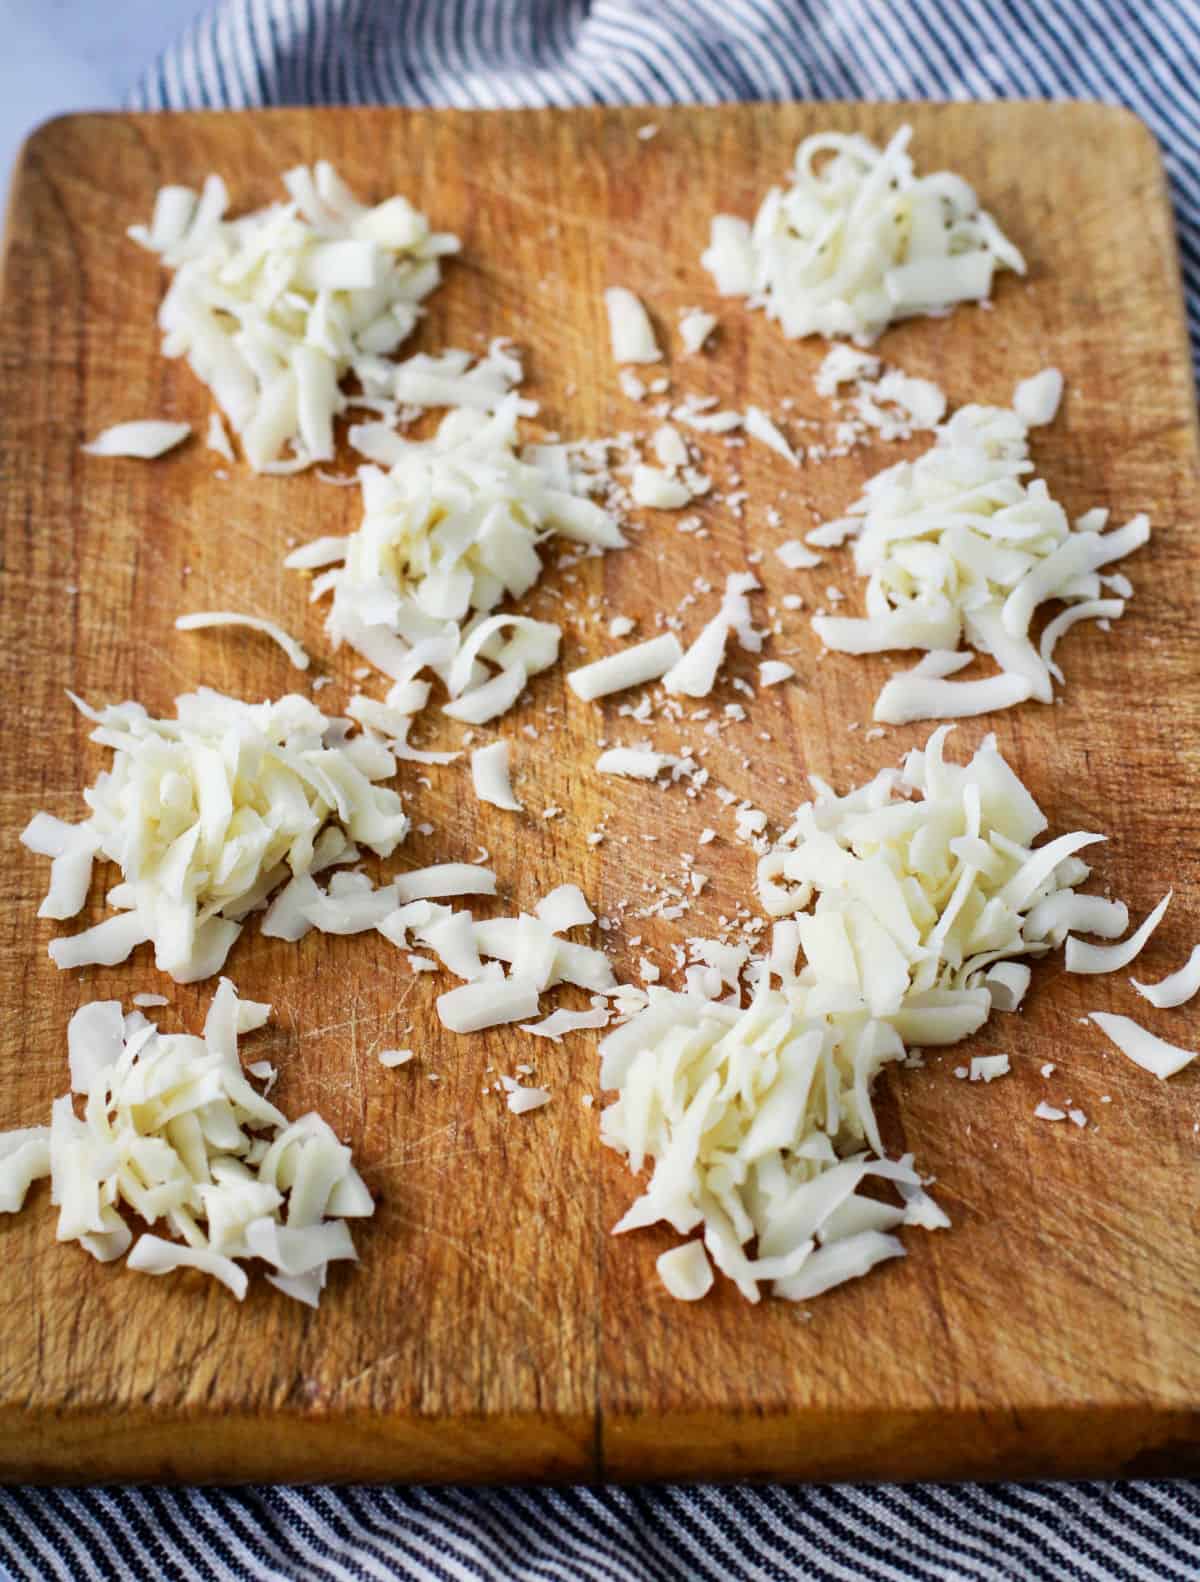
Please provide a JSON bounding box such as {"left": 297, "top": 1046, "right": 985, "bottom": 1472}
{"left": 3, "top": 1401, "right": 1200, "bottom": 1486}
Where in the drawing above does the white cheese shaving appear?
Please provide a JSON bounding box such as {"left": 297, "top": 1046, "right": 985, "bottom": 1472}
{"left": 505, "top": 1083, "right": 551, "bottom": 1115}
{"left": 1089, "top": 1012, "right": 1199, "bottom": 1080}
{"left": 656, "top": 1240, "right": 714, "bottom": 1300}
{"left": 704, "top": 125, "right": 1024, "bottom": 345}
{"left": 175, "top": 611, "right": 311, "bottom": 671}
{"left": 0, "top": 1128, "right": 51, "bottom": 1213}
{"left": 631, "top": 465, "right": 691, "bottom": 509}
{"left": 130, "top": 165, "right": 458, "bottom": 470}
{"left": 568, "top": 634, "right": 684, "bottom": 701}
{"left": 758, "top": 660, "right": 795, "bottom": 687}
{"left": 378, "top": 1048, "right": 413, "bottom": 1067}
{"left": 520, "top": 1003, "right": 610, "bottom": 1042}
{"left": 604, "top": 287, "right": 662, "bottom": 364}
{"left": 969, "top": 1054, "right": 1010, "bottom": 1082}
{"left": 1023, "top": 892, "right": 1128, "bottom": 945}
{"left": 535, "top": 884, "right": 596, "bottom": 933}
{"left": 82, "top": 421, "right": 191, "bottom": 459}
{"left": 283, "top": 536, "right": 348, "bottom": 571}
{"left": 386, "top": 342, "right": 527, "bottom": 415}
{"left": 470, "top": 741, "right": 523, "bottom": 812}
{"left": 652, "top": 424, "right": 689, "bottom": 470}
{"left": 1034, "top": 1101, "right": 1066, "bottom": 1121}
{"left": 854, "top": 370, "right": 947, "bottom": 436}
{"left": 776, "top": 539, "right": 823, "bottom": 571}
{"left": 595, "top": 748, "right": 673, "bottom": 780}
{"left": 393, "top": 864, "right": 496, "bottom": 902}
{"left": 984, "top": 961, "right": 1031, "bottom": 1011}
{"left": 437, "top": 977, "right": 541, "bottom": 1034}
{"left": 3, "top": 985, "right": 372, "bottom": 1305}
{"left": 874, "top": 672, "right": 1033, "bottom": 726}
{"left": 1013, "top": 368, "right": 1064, "bottom": 428}
{"left": 24, "top": 689, "right": 407, "bottom": 981}
{"left": 1039, "top": 599, "right": 1125, "bottom": 686}
{"left": 815, "top": 346, "right": 880, "bottom": 396}
{"left": 678, "top": 311, "right": 718, "bottom": 355}
{"left": 206, "top": 412, "right": 235, "bottom": 461}
{"left": 1065, "top": 892, "right": 1171, "bottom": 974}
{"left": 744, "top": 407, "right": 798, "bottom": 465}
{"left": 1132, "top": 945, "right": 1200, "bottom": 1009}
{"left": 663, "top": 573, "right": 761, "bottom": 697}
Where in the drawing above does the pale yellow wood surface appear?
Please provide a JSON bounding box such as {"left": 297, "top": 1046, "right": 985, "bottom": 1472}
{"left": 1, "top": 102, "right": 1199, "bottom": 1484}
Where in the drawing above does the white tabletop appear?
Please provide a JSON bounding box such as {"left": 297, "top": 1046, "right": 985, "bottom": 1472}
{"left": 2, "top": 0, "right": 197, "bottom": 201}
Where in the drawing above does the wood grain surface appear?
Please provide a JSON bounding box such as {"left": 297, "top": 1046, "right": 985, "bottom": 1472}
{"left": 2, "top": 101, "right": 1199, "bottom": 1486}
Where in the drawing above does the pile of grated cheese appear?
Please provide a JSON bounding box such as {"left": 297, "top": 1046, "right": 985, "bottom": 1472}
{"left": 22, "top": 689, "right": 410, "bottom": 982}
{"left": 701, "top": 124, "right": 1025, "bottom": 345}
{"left": 0, "top": 981, "right": 374, "bottom": 1306}
{"left": 291, "top": 377, "right": 626, "bottom": 729}
{"left": 130, "top": 163, "right": 459, "bottom": 471}
{"left": 809, "top": 384, "right": 1149, "bottom": 723}
{"left": 603, "top": 726, "right": 1128, "bottom": 1302}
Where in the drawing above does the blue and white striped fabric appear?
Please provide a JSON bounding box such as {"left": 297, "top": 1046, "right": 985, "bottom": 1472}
{"left": 5, "top": 4, "right": 1197, "bottom": 1579}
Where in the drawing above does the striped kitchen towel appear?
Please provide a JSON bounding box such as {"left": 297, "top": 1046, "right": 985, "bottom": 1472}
{"left": 5, "top": 3, "right": 1199, "bottom": 1580}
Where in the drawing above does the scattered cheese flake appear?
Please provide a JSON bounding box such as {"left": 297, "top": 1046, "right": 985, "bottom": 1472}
{"left": 206, "top": 412, "right": 235, "bottom": 461}
{"left": 506, "top": 1085, "right": 551, "bottom": 1115}
{"left": 744, "top": 407, "right": 798, "bottom": 465}
{"left": 394, "top": 864, "right": 497, "bottom": 902}
{"left": 631, "top": 465, "right": 691, "bottom": 509}
{"left": 1132, "top": 945, "right": 1200, "bottom": 1009}
{"left": 175, "top": 611, "right": 310, "bottom": 671}
{"left": 595, "top": 748, "right": 672, "bottom": 780}
{"left": 678, "top": 310, "right": 718, "bottom": 355}
{"left": 1089, "top": 1012, "right": 1199, "bottom": 1080}
{"left": 663, "top": 573, "right": 761, "bottom": 697}
{"left": 758, "top": 661, "right": 795, "bottom": 687}
{"left": 379, "top": 1048, "right": 414, "bottom": 1067}
{"left": 1013, "top": 368, "right": 1064, "bottom": 428}
{"left": 471, "top": 741, "right": 523, "bottom": 813}
{"left": 1065, "top": 893, "right": 1171, "bottom": 974}
{"left": 82, "top": 420, "right": 191, "bottom": 459}
{"left": 656, "top": 1241, "right": 714, "bottom": 1301}
{"left": 815, "top": 346, "right": 881, "bottom": 396}
{"left": 776, "top": 539, "right": 822, "bottom": 571}
{"left": 437, "top": 977, "right": 541, "bottom": 1034}
{"left": 568, "top": 634, "right": 684, "bottom": 701}
{"left": 604, "top": 287, "right": 661, "bottom": 364}
{"left": 969, "top": 1054, "right": 1010, "bottom": 1082}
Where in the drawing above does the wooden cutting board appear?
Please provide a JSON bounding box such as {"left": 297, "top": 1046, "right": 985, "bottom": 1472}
{"left": 2, "top": 101, "right": 1199, "bottom": 1486}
